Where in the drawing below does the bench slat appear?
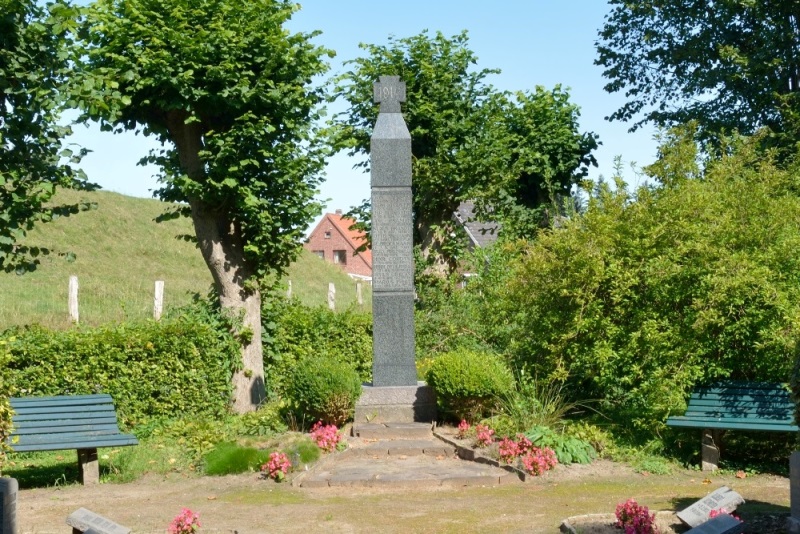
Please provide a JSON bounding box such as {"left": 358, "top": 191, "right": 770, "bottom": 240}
{"left": 10, "top": 394, "right": 113, "bottom": 408}
{"left": 12, "top": 434, "right": 139, "bottom": 452}
{"left": 11, "top": 405, "right": 118, "bottom": 417}
{"left": 666, "top": 416, "right": 798, "bottom": 432}
{"left": 12, "top": 423, "right": 122, "bottom": 436}
{"left": 13, "top": 416, "right": 119, "bottom": 429}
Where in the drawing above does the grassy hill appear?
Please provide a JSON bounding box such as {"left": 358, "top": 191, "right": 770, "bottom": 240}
{"left": 0, "top": 189, "right": 371, "bottom": 330}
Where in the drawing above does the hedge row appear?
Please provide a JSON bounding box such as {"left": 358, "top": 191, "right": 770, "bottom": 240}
{"left": 0, "top": 309, "right": 239, "bottom": 428}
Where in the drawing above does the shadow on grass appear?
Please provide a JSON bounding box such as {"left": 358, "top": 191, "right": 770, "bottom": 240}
{"left": 5, "top": 455, "right": 120, "bottom": 489}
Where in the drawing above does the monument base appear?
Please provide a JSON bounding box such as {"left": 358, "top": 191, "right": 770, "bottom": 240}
{"left": 354, "top": 382, "right": 436, "bottom": 423}
{"left": 788, "top": 516, "right": 800, "bottom": 534}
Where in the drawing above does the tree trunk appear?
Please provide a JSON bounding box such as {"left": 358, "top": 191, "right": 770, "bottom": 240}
{"left": 416, "top": 218, "right": 456, "bottom": 276}
{"left": 166, "top": 111, "right": 265, "bottom": 413}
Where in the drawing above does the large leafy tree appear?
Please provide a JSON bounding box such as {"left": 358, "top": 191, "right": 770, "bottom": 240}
{"left": 78, "top": 0, "right": 331, "bottom": 412}
{"left": 335, "top": 31, "right": 597, "bottom": 271}
{"left": 596, "top": 1, "right": 800, "bottom": 150}
{"left": 0, "top": 0, "right": 94, "bottom": 274}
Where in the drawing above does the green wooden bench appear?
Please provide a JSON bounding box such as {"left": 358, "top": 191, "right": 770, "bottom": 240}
{"left": 7, "top": 394, "right": 138, "bottom": 485}
{"left": 666, "top": 381, "right": 798, "bottom": 471}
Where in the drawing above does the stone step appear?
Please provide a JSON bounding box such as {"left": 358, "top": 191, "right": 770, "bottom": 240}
{"left": 352, "top": 422, "right": 433, "bottom": 440}
{"left": 346, "top": 439, "right": 455, "bottom": 458}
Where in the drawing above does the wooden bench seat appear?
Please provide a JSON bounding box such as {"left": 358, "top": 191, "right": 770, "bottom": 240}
{"left": 8, "top": 394, "right": 138, "bottom": 484}
{"left": 666, "top": 381, "right": 797, "bottom": 471}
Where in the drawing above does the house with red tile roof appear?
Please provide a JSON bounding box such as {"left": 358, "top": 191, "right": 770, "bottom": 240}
{"left": 304, "top": 210, "right": 372, "bottom": 279}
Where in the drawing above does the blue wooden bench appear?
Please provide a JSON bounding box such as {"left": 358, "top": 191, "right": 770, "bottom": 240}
{"left": 7, "top": 394, "right": 138, "bottom": 485}
{"left": 666, "top": 381, "right": 798, "bottom": 471}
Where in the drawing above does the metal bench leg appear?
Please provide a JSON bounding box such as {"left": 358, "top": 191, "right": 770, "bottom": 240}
{"left": 701, "top": 428, "right": 720, "bottom": 471}
{"left": 77, "top": 448, "right": 99, "bottom": 485}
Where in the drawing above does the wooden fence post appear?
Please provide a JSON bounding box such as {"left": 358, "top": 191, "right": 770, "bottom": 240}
{"left": 68, "top": 275, "right": 79, "bottom": 324}
{"left": 154, "top": 280, "right": 164, "bottom": 320}
{"left": 328, "top": 282, "right": 335, "bottom": 311}
{"left": 287, "top": 280, "right": 292, "bottom": 299}
{"left": 356, "top": 282, "right": 363, "bottom": 306}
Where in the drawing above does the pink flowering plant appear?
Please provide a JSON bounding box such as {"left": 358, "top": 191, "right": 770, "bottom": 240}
{"left": 261, "top": 451, "right": 291, "bottom": 482}
{"left": 520, "top": 446, "right": 558, "bottom": 476}
{"left": 474, "top": 424, "right": 495, "bottom": 447}
{"left": 456, "top": 419, "right": 471, "bottom": 439}
{"left": 615, "top": 498, "right": 657, "bottom": 534}
{"left": 168, "top": 508, "right": 200, "bottom": 534}
{"left": 497, "top": 437, "right": 520, "bottom": 464}
{"left": 310, "top": 421, "right": 343, "bottom": 452}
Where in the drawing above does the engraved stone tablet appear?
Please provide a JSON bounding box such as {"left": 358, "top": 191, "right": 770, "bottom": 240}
{"left": 0, "top": 477, "right": 17, "bottom": 534}
{"left": 685, "top": 513, "right": 744, "bottom": 534}
{"left": 66, "top": 508, "right": 131, "bottom": 534}
{"left": 678, "top": 486, "right": 745, "bottom": 528}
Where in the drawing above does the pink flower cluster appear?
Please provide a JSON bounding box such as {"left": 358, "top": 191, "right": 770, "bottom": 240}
{"left": 310, "top": 421, "right": 342, "bottom": 452}
{"left": 520, "top": 446, "right": 558, "bottom": 476}
{"left": 168, "top": 508, "right": 200, "bottom": 534}
{"left": 474, "top": 424, "right": 495, "bottom": 447}
{"left": 457, "top": 419, "right": 471, "bottom": 439}
{"left": 496, "top": 433, "right": 556, "bottom": 476}
{"left": 262, "top": 451, "right": 291, "bottom": 482}
{"left": 615, "top": 498, "right": 657, "bottom": 534}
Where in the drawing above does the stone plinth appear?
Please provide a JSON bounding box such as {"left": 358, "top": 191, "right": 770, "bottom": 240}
{"left": 0, "top": 477, "right": 17, "bottom": 534}
{"left": 354, "top": 382, "right": 436, "bottom": 423}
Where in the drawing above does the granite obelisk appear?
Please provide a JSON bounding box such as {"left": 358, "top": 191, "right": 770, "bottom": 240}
{"left": 353, "top": 76, "right": 436, "bottom": 423}
{"left": 370, "top": 75, "right": 416, "bottom": 386}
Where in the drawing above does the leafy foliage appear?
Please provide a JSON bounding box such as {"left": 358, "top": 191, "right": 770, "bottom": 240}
{"left": 0, "top": 0, "right": 95, "bottom": 273}
{"left": 0, "top": 308, "right": 239, "bottom": 427}
{"left": 335, "top": 30, "right": 597, "bottom": 270}
{"left": 236, "top": 401, "right": 288, "bottom": 437}
{"left": 77, "top": 0, "right": 334, "bottom": 410}
{"left": 500, "top": 130, "right": 800, "bottom": 430}
{"left": 285, "top": 356, "right": 362, "bottom": 427}
{"left": 425, "top": 350, "right": 514, "bottom": 422}
{"left": 597, "top": 1, "right": 800, "bottom": 152}
{"left": 524, "top": 425, "right": 596, "bottom": 465}
{"left": 264, "top": 299, "right": 372, "bottom": 396}
{"left": 0, "top": 339, "right": 12, "bottom": 472}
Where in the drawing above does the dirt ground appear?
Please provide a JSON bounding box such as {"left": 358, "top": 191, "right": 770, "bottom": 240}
{"left": 16, "top": 459, "right": 790, "bottom": 534}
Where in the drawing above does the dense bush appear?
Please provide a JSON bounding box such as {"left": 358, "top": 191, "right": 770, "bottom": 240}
{"left": 0, "top": 304, "right": 239, "bottom": 427}
{"left": 285, "top": 356, "right": 362, "bottom": 427}
{"left": 425, "top": 350, "right": 514, "bottom": 421}
{"left": 500, "top": 131, "right": 800, "bottom": 430}
{"left": 264, "top": 299, "right": 372, "bottom": 397}
{"left": 237, "top": 400, "right": 288, "bottom": 437}
{"left": 0, "top": 339, "right": 12, "bottom": 472}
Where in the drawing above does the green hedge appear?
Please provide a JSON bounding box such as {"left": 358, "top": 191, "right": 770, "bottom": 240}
{"left": 285, "top": 356, "right": 362, "bottom": 427}
{"left": 264, "top": 299, "right": 372, "bottom": 397}
{"left": 0, "top": 311, "right": 238, "bottom": 428}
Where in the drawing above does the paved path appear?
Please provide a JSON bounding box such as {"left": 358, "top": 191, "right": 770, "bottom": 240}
{"left": 296, "top": 422, "right": 521, "bottom": 488}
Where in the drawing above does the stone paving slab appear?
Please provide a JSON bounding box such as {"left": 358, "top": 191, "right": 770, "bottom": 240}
{"left": 298, "top": 449, "right": 521, "bottom": 488}
{"left": 347, "top": 439, "right": 455, "bottom": 457}
{"left": 353, "top": 422, "right": 432, "bottom": 440}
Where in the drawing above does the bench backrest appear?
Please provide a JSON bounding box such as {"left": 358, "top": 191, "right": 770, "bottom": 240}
{"left": 8, "top": 394, "right": 138, "bottom": 452}
{"left": 681, "top": 381, "right": 798, "bottom": 431}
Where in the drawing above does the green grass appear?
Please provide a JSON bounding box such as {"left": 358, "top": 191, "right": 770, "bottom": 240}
{"left": 0, "top": 188, "right": 371, "bottom": 330}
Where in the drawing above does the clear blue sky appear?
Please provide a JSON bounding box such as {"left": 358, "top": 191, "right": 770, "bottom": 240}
{"left": 67, "top": 1, "right": 656, "bottom": 223}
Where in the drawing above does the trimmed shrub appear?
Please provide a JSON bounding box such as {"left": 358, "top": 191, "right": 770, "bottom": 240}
{"left": 285, "top": 356, "right": 362, "bottom": 427}
{"left": 0, "top": 306, "right": 239, "bottom": 427}
{"left": 425, "top": 350, "right": 514, "bottom": 422}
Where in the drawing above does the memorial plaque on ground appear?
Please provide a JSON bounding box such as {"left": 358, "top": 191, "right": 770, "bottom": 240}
{"left": 677, "top": 486, "right": 745, "bottom": 527}
{"left": 684, "top": 513, "right": 745, "bottom": 534}
{"left": 66, "top": 508, "right": 131, "bottom": 534}
{"left": 0, "top": 477, "right": 17, "bottom": 534}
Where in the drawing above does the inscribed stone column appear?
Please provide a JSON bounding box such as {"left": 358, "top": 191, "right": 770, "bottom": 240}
{"left": 370, "top": 75, "right": 416, "bottom": 387}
